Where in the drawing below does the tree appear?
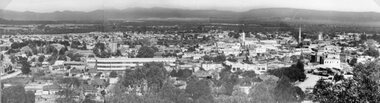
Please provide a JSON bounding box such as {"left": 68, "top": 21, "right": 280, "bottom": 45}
{"left": 136, "top": 46, "right": 157, "bottom": 58}
{"left": 214, "top": 55, "right": 226, "bottom": 63}
{"left": 228, "top": 32, "right": 240, "bottom": 39}
{"left": 121, "top": 69, "right": 145, "bottom": 88}
{"left": 106, "top": 92, "right": 171, "bottom": 103}
{"left": 227, "top": 58, "right": 238, "bottom": 62}
{"left": 67, "top": 52, "right": 83, "bottom": 61}
{"left": 38, "top": 55, "right": 45, "bottom": 62}
{"left": 249, "top": 75, "right": 278, "bottom": 103}
{"left": 365, "top": 47, "right": 379, "bottom": 58}
{"left": 312, "top": 79, "right": 363, "bottom": 103}
{"left": 63, "top": 35, "right": 70, "bottom": 39}
{"left": 268, "top": 61, "right": 306, "bottom": 82}
{"left": 9, "top": 55, "right": 17, "bottom": 64}
{"left": 290, "top": 55, "right": 299, "bottom": 63}
{"left": 121, "top": 62, "right": 167, "bottom": 93}
{"left": 203, "top": 55, "right": 213, "bottom": 61}
{"left": 21, "top": 58, "right": 31, "bottom": 75}
{"left": 93, "top": 42, "right": 111, "bottom": 58}
{"left": 365, "top": 39, "right": 378, "bottom": 48}
{"left": 186, "top": 79, "right": 212, "bottom": 100}
{"left": 215, "top": 93, "right": 250, "bottom": 103}
{"left": 218, "top": 70, "right": 239, "bottom": 96}
{"left": 109, "top": 71, "right": 118, "bottom": 78}
{"left": 59, "top": 47, "right": 68, "bottom": 55}
{"left": 100, "top": 50, "right": 111, "bottom": 58}
{"left": 0, "top": 54, "right": 3, "bottom": 61}
{"left": 241, "top": 71, "right": 257, "bottom": 78}
{"left": 56, "top": 77, "right": 81, "bottom": 103}
{"left": 26, "top": 51, "right": 33, "bottom": 57}
{"left": 170, "top": 69, "right": 192, "bottom": 79}
{"left": 312, "top": 60, "right": 380, "bottom": 103}
{"left": 57, "top": 77, "right": 81, "bottom": 88}
{"left": 11, "top": 42, "right": 21, "bottom": 49}
{"left": 6, "top": 49, "right": 18, "bottom": 54}
{"left": 47, "top": 54, "right": 58, "bottom": 65}
{"left": 25, "top": 91, "right": 36, "bottom": 103}
{"left": 195, "top": 95, "right": 215, "bottom": 103}
{"left": 107, "top": 82, "right": 173, "bottom": 103}
{"left": 71, "top": 40, "right": 81, "bottom": 49}
{"left": 187, "top": 46, "right": 196, "bottom": 52}
{"left": 113, "top": 49, "right": 122, "bottom": 56}
{"left": 273, "top": 77, "right": 305, "bottom": 102}
{"left": 349, "top": 58, "right": 357, "bottom": 66}
{"left": 57, "top": 55, "right": 67, "bottom": 61}
{"left": 83, "top": 97, "right": 98, "bottom": 103}
{"left": 159, "top": 82, "right": 192, "bottom": 103}
{"left": 139, "top": 38, "right": 153, "bottom": 46}
{"left": 82, "top": 42, "right": 87, "bottom": 50}
{"left": 144, "top": 62, "right": 168, "bottom": 92}
{"left": 55, "top": 88, "right": 78, "bottom": 103}
{"left": 45, "top": 45, "right": 57, "bottom": 54}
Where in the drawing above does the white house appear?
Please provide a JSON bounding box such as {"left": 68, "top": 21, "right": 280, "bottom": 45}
{"left": 323, "top": 45, "right": 341, "bottom": 53}
{"left": 201, "top": 63, "right": 223, "bottom": 71}
{"left": 357, "top": 56, "right": 375, "bottom": 64}
{"left": 224, "top": 61, "right": 267, "bottom": 74}
{"left": 220, "top": 48, "right": 241, "bottom": 56}
{"left": 323, "top": 58, "right": 341, "bottom": 69}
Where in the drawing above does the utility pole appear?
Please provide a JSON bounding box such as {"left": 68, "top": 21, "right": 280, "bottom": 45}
{"left": 0, "top": 78, "right": 2, "bottom": 103}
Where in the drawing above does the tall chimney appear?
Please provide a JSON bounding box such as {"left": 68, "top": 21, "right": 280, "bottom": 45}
{"left": 298, "top": 27, "right": 302, "bottom": 43}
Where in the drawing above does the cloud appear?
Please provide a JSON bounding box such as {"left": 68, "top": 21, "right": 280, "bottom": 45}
{"left": 4, "top": 0, "right": 380, "bottom": 12}
{"left": 0, "top": 0, "right": 12, "bottom": 9}
{"left": 375, "top": 0, "right": 380, "bottom": 7}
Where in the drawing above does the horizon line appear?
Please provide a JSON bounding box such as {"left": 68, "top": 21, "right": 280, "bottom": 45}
{"left": 2, "top": 7, "right": 380, "bottom": 14}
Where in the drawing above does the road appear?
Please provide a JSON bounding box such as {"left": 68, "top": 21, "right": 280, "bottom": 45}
{"left": 0, "top": 70, "right": 22, "bottom": 80}
{"left": 296, "top": 74, "right": 323, "bottom": 91}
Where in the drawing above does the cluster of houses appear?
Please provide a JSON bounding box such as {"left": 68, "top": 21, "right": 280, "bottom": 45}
{"left": 0, "top": 29, "right": 379, "bottom": 102}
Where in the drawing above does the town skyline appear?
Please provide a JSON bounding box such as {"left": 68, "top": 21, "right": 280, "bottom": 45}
{"left": 1, "top": 0, "right": 380, "bottom": 103}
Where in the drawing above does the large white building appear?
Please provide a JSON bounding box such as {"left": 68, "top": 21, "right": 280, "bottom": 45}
{"left": 323, "top": 58, "right": 341, "bottom": 69}
{"left": 224, "top": 61, "right": 267, "bottom": 74}
{"left": 87, "top": 58, "right": 176, "bottom": 71}
{"left": 321, "top": 53, "right": 342, "bottom": 69}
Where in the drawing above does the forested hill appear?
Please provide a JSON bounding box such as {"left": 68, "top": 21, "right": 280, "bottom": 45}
{"left": 1, "top": 8, "right": 380, "bottom": 26}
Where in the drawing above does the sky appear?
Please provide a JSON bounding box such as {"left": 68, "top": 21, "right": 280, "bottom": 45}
{"left": 1, "top": 0, "right": 380, "bottom": 13}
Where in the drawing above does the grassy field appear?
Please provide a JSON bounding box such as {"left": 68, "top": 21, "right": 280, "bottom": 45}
{"left": 2, "top": 76, "right": 32, "bottom": 85}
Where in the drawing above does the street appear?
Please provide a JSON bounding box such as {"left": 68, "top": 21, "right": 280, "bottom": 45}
{"left": 296, "top": 74, "right": 323, "bottom": 91}
{"left": 0, "top": 70, "right": 22, "bottom": 80}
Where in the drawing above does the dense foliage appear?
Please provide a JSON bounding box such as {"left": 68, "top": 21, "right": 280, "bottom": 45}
{"left": 121, "top": 62, "right": 168, "bottom": 92}
{"left": 268, "top": 61, "right": 306, "bottom": 82}
{"left": 136, "top": 46, "right": 158, "bottom": 58}
{"left": 312, "top": 60, "right": 380, "bottom": 103}
{"left": 93, "top": 42, "right": 111, "bottom": 58}
{"left": 365, "top": 47, "right": 380, "bottom": 58}
{"left": 1, "top": 85, "right": 35, "bottom": 103}
{"left": 20, "top": 57, "right": 31, "bottom": 75}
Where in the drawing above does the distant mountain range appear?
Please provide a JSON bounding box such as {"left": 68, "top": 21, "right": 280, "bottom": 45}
{"left": 1, "top": 7, "right": 380, "bottom": 26}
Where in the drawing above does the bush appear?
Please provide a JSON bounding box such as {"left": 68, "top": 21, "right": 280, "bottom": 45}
{"left": 109, "top": 71, "right": 118, "bottom": 78}
{"left": 268, "top": 61, "right": 306, "bottom": 82}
